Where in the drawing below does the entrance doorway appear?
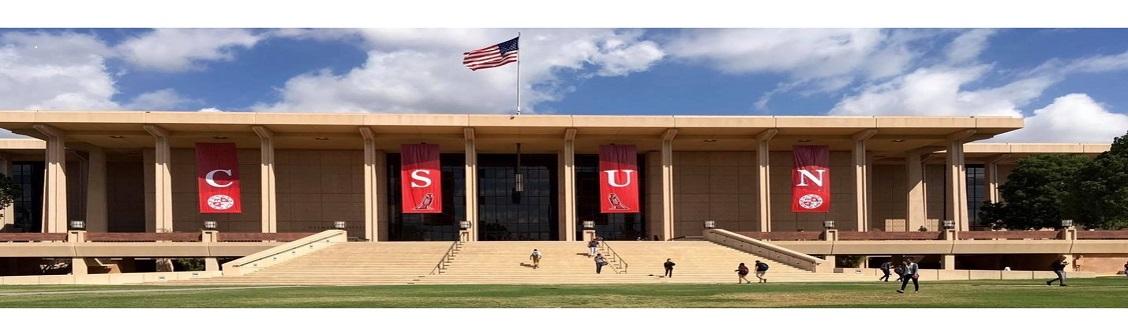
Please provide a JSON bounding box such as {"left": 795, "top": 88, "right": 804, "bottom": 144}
{"left": 477, "top": 154, "right": 558, "bottom": 241}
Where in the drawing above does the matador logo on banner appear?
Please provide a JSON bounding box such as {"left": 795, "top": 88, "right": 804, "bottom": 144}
{"left": 401, "top": 144, "right": 442, "bottom": 213}
{"left": 195, "top": 143, "right": 242, "bottom": 214}
{"left": 599, "top": 144, "right": 639, "bottom": 213}
{"left": 792, "top": 145, "right": 830, "bottom": 213}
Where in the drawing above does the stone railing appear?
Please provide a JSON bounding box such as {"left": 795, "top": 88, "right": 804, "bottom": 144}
{"left": 0, "top": 233, "right": 68, "bottom": 242}
{"left": 220, "top": 229, "right": 347, "bottom": 276}
{"left": 704, "top": 229, "right": 827, "bottom": 272}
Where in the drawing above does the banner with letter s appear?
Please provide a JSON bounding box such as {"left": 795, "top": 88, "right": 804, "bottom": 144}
{"left": 196, "top": 143, "right": 242, "bottom": 214}
{"left": 401, "top": 144, "right": 442, "bottom": 213}
{"left": 791, "top": 145, "right": 830, "bottom": 213}
{"left": 599, "top": 144, "right": 639, "bottom": 213}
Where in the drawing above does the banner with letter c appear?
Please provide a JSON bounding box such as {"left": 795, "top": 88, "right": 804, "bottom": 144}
{"left": 791, "top": 145, "right": 830, "bottom": 213}
{"left": 401, "top": 144, "right": 442, "bottom": 213}
{"left": 599, "top": 144, "right": 639, "bottom": 213}
{"left": 196, "top": 143, "right": 242, "bottom": 214}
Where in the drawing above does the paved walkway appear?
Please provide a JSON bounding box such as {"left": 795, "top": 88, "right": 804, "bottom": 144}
{"left": 0, "top": 285, "right": 304, "bottom": 297}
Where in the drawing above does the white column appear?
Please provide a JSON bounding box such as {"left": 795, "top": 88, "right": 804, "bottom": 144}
{"left": 34, "top": 124, "right": 67, "bottom": 233}
{"left": 252, "top": 126, "right": 277, "bottom": 234}
{"left": 561, "top": 128, "right": 577, "bottom": 241}
{"left": 985, "top": 155, "right": 1007, "bottom": 204}
{"left": 852, "top": 129, "right": 877, "bottom": 232}
{"left": 143, "top": 125, "right": 173, "bottom": 233}
{"left": 756, "top": 129, "right": 778, "bottom": 232}
{"left": 360, "top": 127, "right": 380, "bottom": 241}
{"left": 0, "top": 155, "right": 12, "bottom": 231}
{"left": 660, "top": 128, "right": 677, "bottom": 240}
{"left": 464, "top": 127, "right": 479, "bottom": 241}
{"left": 905, "top": 149, "right": 926, "bottom": 232}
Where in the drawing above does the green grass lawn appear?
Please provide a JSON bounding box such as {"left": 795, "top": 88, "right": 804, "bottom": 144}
{"left": 1, "top": 277, "right": 1126, "bottom": 308}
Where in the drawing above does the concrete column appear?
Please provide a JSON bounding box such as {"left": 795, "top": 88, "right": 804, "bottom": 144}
{"left": 822, "top": 228, "right": 838, "bottom": 266}
{"left": 143, "top": 125, "right": 173, "bottom": 233}
{"left": 561, "top": 128, "right": 577, "bottom": 241}
{"left": 463, "top": 128, "right": 479, "bottom": 241}
{"left": 756, "top": 129, "right": 778, "bottom": 232}
{"left": 85, "top": 148, "right": 108, "bottom": 232}
{"left": 660, "top": 129, "right": 678, "bottom": 240}
{"left": 0, "top": 155, "right": 13, "bottom": 231}
{"left": 946, "top": 131, "right": 974, "bottom": 231}
{"left": 942, "top": 254, "right": 956, "bottom": 270}
{"left": 905, "top": 149, "right": 926, "bottom": 232}
{"left": 985, "top": 155, "right": 1007, "bottom": 204}
{"left": 34, "top": 124, "right": 67, "bottom": 233}
{"left": 852, "top": 129, "right": 877, "bottom": 232}
{"left": 360, "top": 127, "right": 380, "bottom": 241}
{"left": 252, "top": 126, "right": 278, "bottom": 234}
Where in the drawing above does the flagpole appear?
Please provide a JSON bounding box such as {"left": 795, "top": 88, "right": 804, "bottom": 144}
{"left": 516, "top": 32, "right": 521, "bottom": 116}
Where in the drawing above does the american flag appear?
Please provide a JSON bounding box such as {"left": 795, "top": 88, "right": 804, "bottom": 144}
{"left": 463, "top": 36, "right": 519, "bottom": 71}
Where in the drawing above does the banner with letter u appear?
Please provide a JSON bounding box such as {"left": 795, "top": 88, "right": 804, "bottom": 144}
{"left": 401, "top": 144, "right": 442, "bottom": 213}
{"left": 599, "top": 144, "right": 639, "bottom": 213}
{"left": 196, "top": 143, "right": 242, "bottom": 214}
{"left": 792, "top": 145, "right": 830, "bottom": 213}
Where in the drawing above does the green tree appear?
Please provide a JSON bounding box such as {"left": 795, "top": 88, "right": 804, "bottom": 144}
{"left": 978, "top": 154, "right": 1090, "bottom": 230}
{"left": 0, "top": 173, "right": 19, "bottom": 227}
{"left": 1068, "top": 129, "right": 1128, "bottom": 229}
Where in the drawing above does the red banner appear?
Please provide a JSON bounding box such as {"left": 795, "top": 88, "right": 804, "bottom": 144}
{"left": 599, "top": 144, "right": 639, "bottom": 213}
{"left": 792, "top": 145, "right": 830, "bottom": 213}
{"left": 195, "top": 143, "right": 242, "bottom": 214}
{"left": 401, "top": 144, "right": 442, "bottom": 213}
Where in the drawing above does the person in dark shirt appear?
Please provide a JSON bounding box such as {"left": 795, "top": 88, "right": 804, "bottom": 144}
{"left": 897, "top": 257, "right": 919, "bottom": 293}
{"left": 879, "top": 261, "right": 893, "bottom": 282}
{"left": 1046, "top": 256, "right": 1069, "bottom": 286}
{"left": 663, "top": 258, "right": 676, "bottom": 278}
{"left": 594, "top": 253, "right": 607, "bottom": 274}
{"left": 735, "top": 263, "right": 751, "bottom": 284}
{"left": 754, "top": 260, "right": 769, "bottom": 283}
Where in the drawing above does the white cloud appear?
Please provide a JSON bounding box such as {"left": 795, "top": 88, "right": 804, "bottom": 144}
{"left": 945, "top": 29, "right": 995, "bottom": 63}
{"left": 0, "top": 31, "right": 119, "bottom": 110}
{"left": 829, "top": 65, "right": 1052, "bottom": 117}
{"left": 992, "top": 94, "right": 1128, "bottom": 143}
{"left": 116, "top": 29, "right": 262, "bottom": 72}
{"left": 256, "top": 29, "right": 664, "bottom": 113}
{"left": 123, "top": 88, "right": 192, "bottom": 110}
{"left": 198, "top": 107, "right": 224, "bottom": 112}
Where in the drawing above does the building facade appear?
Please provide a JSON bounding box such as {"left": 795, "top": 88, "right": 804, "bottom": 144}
{"left": 0, "top": 111, "right": 1112, "bottom": 243}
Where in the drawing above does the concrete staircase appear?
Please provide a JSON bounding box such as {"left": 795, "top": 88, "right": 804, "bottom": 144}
{"left": 161, "top": 240, "right": 872, "bottom": 285}
{"left": 161, "top": 242, "right": 454, "bottom": 285}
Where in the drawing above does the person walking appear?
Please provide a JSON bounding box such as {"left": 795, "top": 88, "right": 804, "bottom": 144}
{"left": 587, "top": 238, "right": 599, "bottom": 257}
{"left": 754, "top": 260, "right": 769, "bottom": 283}
{"left": 529, "top": 249, "right": 542, "bottom": 269}
{"left": 1123, "top": 260, "right": 1127, "bottom": 278}
{"left": 897, "top": 257, "right": 919, "bottom": 293}
{"left": 663, "top": 258, "right": 676, "bottom": 278}
{"left": 1046, "top": 256, "right": 1069, "bottom": 286}
{"left": 735, "top": 262, "right": 752, "bottom": 284}
{"left": 894, "top": 261, "right": 906, "bottom": 282}
{"left": 879, "top": 260, "right": 893, "bottom": 282}
{"left": 594, "top": 253, "right": 608, "bottom": 274}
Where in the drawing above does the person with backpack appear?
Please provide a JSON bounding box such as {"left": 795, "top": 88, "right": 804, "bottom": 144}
{"left": 897, "top": 257, "right": 919, "bottom": 293}
{"left": 754, "top": 260, "right": 769, "bottom": 283}
{"left": 894, "top": 261, "right": 906, "bottom": 282}
{"left": 1046, "top": 256, "right": 1069, "bottom": 286}
{"left": 663, "top": 258, "right": 676, "bottom": 278}
{"left": 587, "top": 238, "right": 599, "bottom": 257}
{"left": 735, "top": 262, "right": 752, "bottom": 284}
{"left": 529, "top": 249, "right": 542, "bottom": 269}
{"left": 594, "top": 253, "right": 608, "bottom": 274}
{"left": 879, "top": 261, "right": 893, "bottom": 282}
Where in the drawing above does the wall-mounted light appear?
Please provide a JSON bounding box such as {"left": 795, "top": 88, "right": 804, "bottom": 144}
{"left": 333, "top": 221, "right": 347, "bottom": 229}
{"left": 823, "top": 220, "right": 835, "bottom": 229}
{"left": 583, "top": 220, "right": 595, "bottom": 229}
{"left": 459, "top": 220, "right": 471, "bottom": 230}
{"left": 704, "top": 220, "right": 716, "bottom": 229}
{"left": 1061, "top": 219, "right": 1074, "bottom": 228}
{"left": 69, "top": 220, "right": 86, "bottom": 231}
{"left": 942, "top": 220, "right": 955, "bottom": 229}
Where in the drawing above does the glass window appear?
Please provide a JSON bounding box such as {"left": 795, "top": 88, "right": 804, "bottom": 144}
{"left": 386, "top": 154, "right": 465, "bottom": 241}
{"left": 574, "top": 154, "right": 647, "bottom": 240}
{"left": 966, "top": 164, "right": 986, "bottom": 230}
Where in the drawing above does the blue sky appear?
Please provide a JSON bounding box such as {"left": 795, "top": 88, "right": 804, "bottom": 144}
{"left": 1, "top": 28, "right": 1127, "bottom": 142}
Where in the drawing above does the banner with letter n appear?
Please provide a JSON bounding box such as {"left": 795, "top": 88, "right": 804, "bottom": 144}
{"left": 792, "top": 145, "right": 830, "bottom": 213}
{"left": 401, "top": 143, "right": 442, "bottom": 213}
{"left": 195, "top": 143, "right": 242, "bottom": 214}
{"left": 599, "top": 144, "right": 640, "bottom": 214}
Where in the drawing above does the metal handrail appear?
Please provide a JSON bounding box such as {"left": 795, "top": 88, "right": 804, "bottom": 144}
{"left": 598, "top": 241, "right": 629, "bottom": 274}
{"left": 429, "top": 241, "right": 461, "bottom": 275}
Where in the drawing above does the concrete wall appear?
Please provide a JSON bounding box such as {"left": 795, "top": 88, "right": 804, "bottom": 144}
{"left": 672, "top": 151, "right": 759, "bottom": 237}
{"left": 923, "top": 163, "right": 945, "bottom": 231}
{"left": 645, "top": 152, "right": 664, "bottom": 239}
{"left": 106, "top": 153, "right": 145, "bottom": 232}
{"left": 275, "top": 150, "right": 364, "bottom": 238}
{"left": 871, "top": 164, "right": 907, "bottom": 231}
{"left": 770, "top": 151, "right": 857, "bottom": 232}
{"left": 1075, "top": 254, "right": 1128, "bottom": 273}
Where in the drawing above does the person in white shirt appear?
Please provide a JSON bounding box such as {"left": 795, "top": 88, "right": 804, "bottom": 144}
{"left": 897, "top": 257, "right": 920, "bottom": 293}
{"left": 529, "top": 249, "right": 542, "bottom": 269}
